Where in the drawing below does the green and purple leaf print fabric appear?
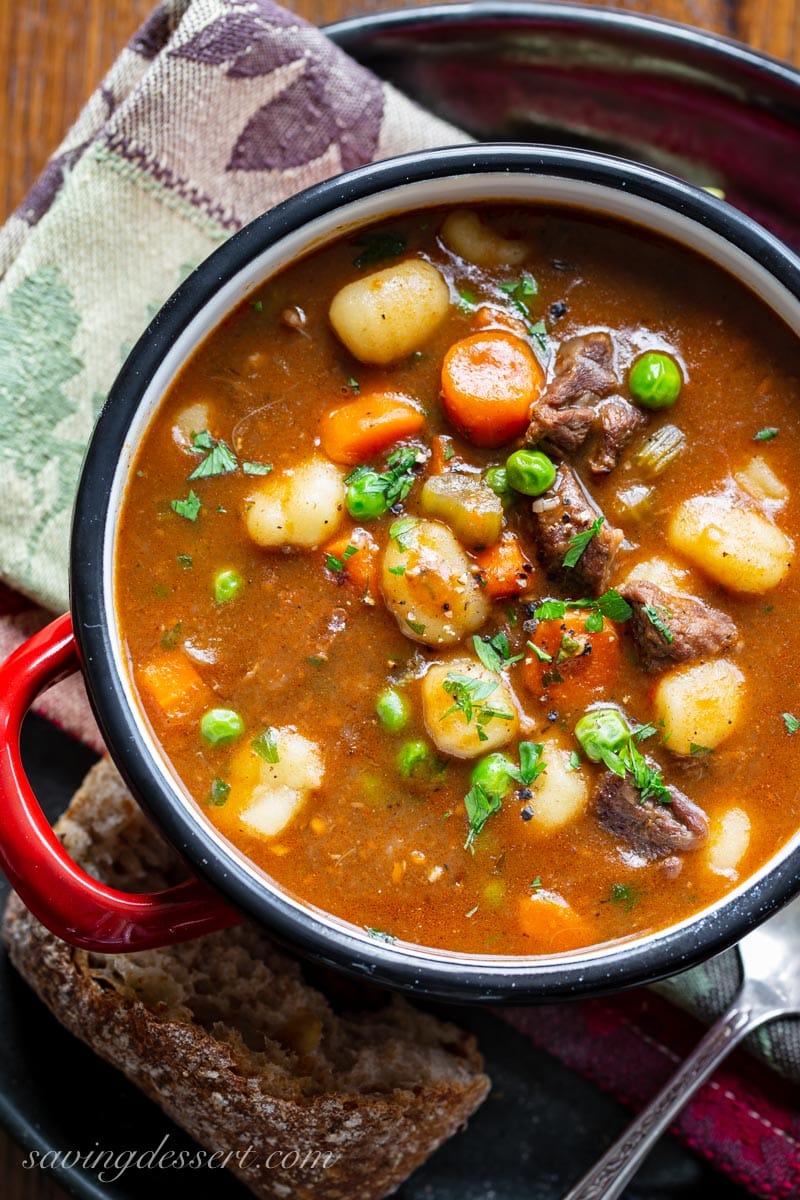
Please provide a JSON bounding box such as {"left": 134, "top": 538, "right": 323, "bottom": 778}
{"left": 0, "top": 0, "right": 464, "bottom": 614}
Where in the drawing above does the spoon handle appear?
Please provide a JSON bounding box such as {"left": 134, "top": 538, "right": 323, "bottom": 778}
{"left": 562, "top": 982, "right": 779, "bottom": 1200}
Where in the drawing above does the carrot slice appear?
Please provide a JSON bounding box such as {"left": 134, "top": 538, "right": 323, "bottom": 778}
{"left": 473, "top": 531, "right": 536, "bottom": 598}
{"left": 517, "top": 890, "right": 589, "bottom": 952}
{"left": 137, "top": 652, "right": 211, "bottom": 720}
{"left": 320, "top": 392, "right": 425, "bottom": 465}
{"left": 323, "top": 527, "right": 380, "bottom": 601}
{"left": 441, "top": 330, "right": 544, "bottom": 447}
{"left": 522, "top": 608, "right": 622, "bottom": 712}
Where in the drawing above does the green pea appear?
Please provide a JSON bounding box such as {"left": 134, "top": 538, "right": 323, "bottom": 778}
{"left": 214, "top": 568, "right": 244, "bottom": 603}
{"left": 376, "top": 688, "right": 411, "bottom": 733}
{"left": 200, "top": 707, "right": 244, "bottom": 746}
{"left": 484, "top": 466, "right": 514, "bottom": 508}
{"left": 505, "top": 449, "right": 556, "bottom": 497}
{"left": 574, "top": 708, "right": 629, "bottom": 762}
{"left": 628, "top": 352, "right": 682, "bottom": 410}
{"left": 346, "top": 473, "right": 388, "bottom": 520}
{"left": 396, "top": 739, "right": 436, "bottom": 779}
{"left": 471, "top": 752, "right": 518, "bottom": 799}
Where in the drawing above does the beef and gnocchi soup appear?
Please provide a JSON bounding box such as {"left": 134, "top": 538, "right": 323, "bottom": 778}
{"left": 115, "top": 204, "right": 800, "bottom": 956}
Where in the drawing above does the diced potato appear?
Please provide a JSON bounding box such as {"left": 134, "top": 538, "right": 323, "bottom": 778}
{"left": 440, "top": 209, "right": 530, "bottom": 268}
{"left": 137, "top": 652, "right": 211, "bottom": 720}
{"left": 421, "top": 657, "right": 519, "bottom": 758}
{"left": 668, "top": 492, "right": 793, "bottom": 593}
{"left": 381, "top": 519, "right": 489, "bottom": 645}
{"left": 653, "top": 659, "right": 745, "bottom": 755}
{"left": 623, "top": 556, "right": 692, "bottom": 593}
{"left": 734, "top": 456, "right": 789, "bottom": 504}
{"left": 420, "top": 472, "right": 503, "bottom": 548}
{"left": 245, "top": 457, "right": 345, "bottom": 549}
{"left": 525, "top": 745, "right": 589, "bottom": 833}
{"left": 172, "top": 402, "right": 211, "bottom": 449}
{"left": 706, "top": 807, "right": 751, "bottom": 877}
{"left": 517, "top": 889, "right": 589, "bottom": 952}
{"left": 231, "top": 728, "right": 324, "bottom": 839}
{"left": 329, "top": 258, "right": 450, "bottom": 364}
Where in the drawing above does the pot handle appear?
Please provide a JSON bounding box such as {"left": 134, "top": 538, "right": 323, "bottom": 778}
{"left": 0, "top": 613, "right": 241, "bottom": 952}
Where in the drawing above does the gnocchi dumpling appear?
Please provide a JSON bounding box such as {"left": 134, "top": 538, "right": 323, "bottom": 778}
{"left": 440, "top": 209, "right": 530, "bottom": 269}
{"left": 524, "top": 745, "right": 589, "bottom": 833}
{"left": 653, "top": 659, "right": 745, "bottom": 755}
{"left": 706, "top": 807, "right": 751, "bottom": 877}
{"left": 329, "top": 258, "right": 450, "bottom": 364}
{"left": 245, "top": 457, "right": 345, "bottom": 549}
{"left": 668, "top": 491, "right": 793, "bottom": 593}
{"left": 381, "top": 518, "right": 489, "bottom": 645}
{"left": 229, "top": 728, "right": 324, "bottom": 839}
{"left": 421, "top": 657, "right": 519, "bottom": 758}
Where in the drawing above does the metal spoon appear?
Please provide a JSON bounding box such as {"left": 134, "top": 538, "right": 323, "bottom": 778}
{"left": 563, "top": 894, "right": 800, "bottom": 1200}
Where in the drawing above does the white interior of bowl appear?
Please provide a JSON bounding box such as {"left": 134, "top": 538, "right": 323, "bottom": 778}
{"left": 104, "top": 170, "right": 800, "bottom": 975}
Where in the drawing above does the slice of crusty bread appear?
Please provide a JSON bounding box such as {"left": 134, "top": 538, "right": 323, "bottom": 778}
{"left": 3, "top": 758, "right": 489, "bottom": 1199}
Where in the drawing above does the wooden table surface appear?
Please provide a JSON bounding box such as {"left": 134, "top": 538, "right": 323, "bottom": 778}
{"left": 0, "top": 1, "right": 798, "bottom": 1198}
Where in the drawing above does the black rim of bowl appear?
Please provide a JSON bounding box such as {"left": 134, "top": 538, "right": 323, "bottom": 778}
{"left": 325, "top": 1, "right": 800, "bottom": 92}
{"left": 71, "top": 144, "right": 800, "bottom": 1002}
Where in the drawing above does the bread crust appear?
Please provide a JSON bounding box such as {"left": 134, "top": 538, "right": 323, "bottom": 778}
{"left": 3, "top": 759, "right": 489, "bottom": 1200}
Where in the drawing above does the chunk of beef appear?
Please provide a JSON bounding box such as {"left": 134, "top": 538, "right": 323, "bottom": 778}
{"left": 589, "top": 396, "right": 646, "bottom": 474}
{"left": 620, "top": 580, "right": 738, "bottom": 670}
{"left": 595, "top": 770, "right": 709, "bottom": 860}
{"left": 529, "top": 465, "right": 624, "bottom": 595}
{"left": 526, "top": 332, "right": 618, "bottom": 455}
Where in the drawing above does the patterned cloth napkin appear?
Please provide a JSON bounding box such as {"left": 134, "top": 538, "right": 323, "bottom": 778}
{"left": 0, "top": 3, "right": 798, "bottom": 1195}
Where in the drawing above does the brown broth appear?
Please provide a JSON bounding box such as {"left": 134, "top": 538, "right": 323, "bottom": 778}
{"left": 115, "top": 205, "right": 800, "bottom": 956}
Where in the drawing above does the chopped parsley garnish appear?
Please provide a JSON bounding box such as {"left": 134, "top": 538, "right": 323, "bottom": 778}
{"left": 177, "top": 553, "right": 193, "bottom": 569}
{"left": 458, "top": 288, "right": 478, "bottom": 312}
{"left": 610, "top": 883, "right": 638, "bottom": 912}
{"left": 160, "top": 621, "right": 182, "bottom": 650}
{"left": 388, "top": 515, "right": 420, "bottom": 549}
{"left": 250, "top": 299, "right": 263, "bottom": 313}
{"left": 353, "top": 232, "right": 406, "bottom": 269}
{"left": 754, "top": 427, "right": 779, "bottom": 442}
{"left": 527, "top": 640, "right": 552, "bottom": 663}
{"left": 188, "top": 432, "right": 238, "bottom": 480}
{"left": 208, "top": 778, "right": 230, "bottom": 806}
{"left": 365, "top": 926, "right": 397, "bottom": 944}
{"left": 388, "top": 564, "right": 406, "bottom": 576}
{"left": 518, "top": 741, "right": 546, "bottom": 786}
{"left": 528, "top": 319, "right": 549, "bottom": 354}
{"left": 406, "top": 617, "right": 426, "bottom": 636}
{"left": 444, "top": 441, "right": 455, "bottom": 461}
{"left": 533, "top": 589, "right": 632, "bottom": 626}
{"left": 567, "top": 750, "right": 582, "bottom": 772}
{"left": 643, "top": 603, "right": 674, "bottom": 644}
{"left": 563, "top": 516, "right": 604, "bottom": 569}
{"left": 530, "top": 876, "right": 543, "bottom": 892}
{"left": 171, "top": 489, "right": 201, "bottom": 521}
{"left": 347, "top": 447, "right": 420, "bottom": 518}
{"left": 347, "top": 376, "right": 360, "bottom": 393}
{"left": 472, "top": 631, "right": 524, "bottom": 673}
{"left": 252, "top": 727, "right": 280, "bottom": 763}
{"left": 783, "top": 712, "right": 800, "bottom": 734}
{"left": 242, "top": 461, "right": 273, "bottom": 476}
{"left": 464, "top": 782, "right": 503, "bottom": 851}
{"left": 689, "top": 742, "right": 714, "bottom": 756}
{"left": 633, "top": 723, "right": 658, "bottom": 743}
{"left": 326, "top": 545, "right": 358, "bottom": 574}
{"left": 441, "top": 673, "right": 514, "bottom": 739}
{"left": 557, "top": 631, "right": 583, "bottom": 663}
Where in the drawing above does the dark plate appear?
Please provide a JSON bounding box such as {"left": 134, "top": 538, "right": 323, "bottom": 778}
{"left": 3, "top": 4, "right": 799, "bottom": 1197}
